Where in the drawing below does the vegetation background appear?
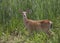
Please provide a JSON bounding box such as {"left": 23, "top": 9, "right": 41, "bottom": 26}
{"left": 0, "top": 0, "right": 60, "bottom": 43}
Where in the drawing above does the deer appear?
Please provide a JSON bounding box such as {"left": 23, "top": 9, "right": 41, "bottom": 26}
{"left": 19, "top": 9, "right": 53, "bottom": 37}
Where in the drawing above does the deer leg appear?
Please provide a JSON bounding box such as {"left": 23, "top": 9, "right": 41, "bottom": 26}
{"left": 46, "top": 30, "right": 51, "bottom": 36}
{"left": 44, "top": 29, "right": 51, "bottom": 36}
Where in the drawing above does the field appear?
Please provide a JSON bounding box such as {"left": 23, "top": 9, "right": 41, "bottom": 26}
{"left": 0, "top": 0, "right": 60, "bottom": 43}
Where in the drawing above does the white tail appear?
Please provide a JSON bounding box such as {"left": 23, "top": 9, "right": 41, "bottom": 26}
{"left": 20, "top": 9, "right": 53, "bottom": 36}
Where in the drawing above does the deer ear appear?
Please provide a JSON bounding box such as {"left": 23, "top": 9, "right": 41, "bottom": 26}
{"left": 26, "top": 8, "right": 32, "bottom": 14}
{"left": 19, "top": 9, "right": 23, "bottom": 14}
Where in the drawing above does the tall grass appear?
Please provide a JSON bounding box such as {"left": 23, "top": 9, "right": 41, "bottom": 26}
{"left": 0, "top": 0, "right": 60, "bottom": 43}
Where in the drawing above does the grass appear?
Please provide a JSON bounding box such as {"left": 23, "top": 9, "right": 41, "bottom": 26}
{"left": 0, "top": 0, "right": 60, "bottom": 43}
{"left": 0, "top": 30, "right": 59, "bottom": 43}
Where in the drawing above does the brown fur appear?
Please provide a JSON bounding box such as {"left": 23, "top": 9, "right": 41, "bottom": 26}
{"left": 24, "top": 19, "right": 52, "bottom": 36}
{"left": 20, "top": 10, "right": 52, "bottom": 36}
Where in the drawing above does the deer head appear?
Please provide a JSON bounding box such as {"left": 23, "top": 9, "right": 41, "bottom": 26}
{"left": 19, "top": 8, "right": 32, "bottom": 19}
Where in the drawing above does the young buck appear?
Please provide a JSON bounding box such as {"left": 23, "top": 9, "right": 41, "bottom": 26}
{"left": 20, "top": 9, "right": 53, "bottom": 36}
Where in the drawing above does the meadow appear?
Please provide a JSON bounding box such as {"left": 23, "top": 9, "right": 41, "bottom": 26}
{"left": 0, "top": 0, "right": 60, "bottom": 43}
